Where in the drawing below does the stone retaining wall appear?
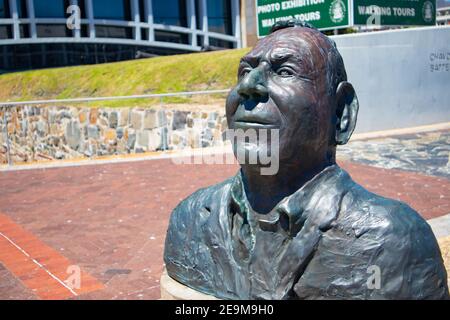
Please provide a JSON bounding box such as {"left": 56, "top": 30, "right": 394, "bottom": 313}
{"left": 0, "top": 106, "right": 227, "bottom": 164}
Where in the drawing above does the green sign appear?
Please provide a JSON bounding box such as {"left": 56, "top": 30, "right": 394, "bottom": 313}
{"left": 353, "top": 0, "right": 436, "bottom": 26}
{"left": 256, "top": 0, "right": 351, "bottom": 37}
{"left": 255, "top": 0, "right": 436, "bottom": 37}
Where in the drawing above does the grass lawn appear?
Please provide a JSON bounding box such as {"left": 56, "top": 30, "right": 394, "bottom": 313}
{"left": 0, "top": 48, "right": 249, "bottom": 108}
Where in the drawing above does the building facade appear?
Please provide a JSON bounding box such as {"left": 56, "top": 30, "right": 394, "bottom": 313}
{"left": 0, "top": 0, "right": 241, "bottom": 71}
{"left": 437, "top": 6, "right": 450, "bottom": 25}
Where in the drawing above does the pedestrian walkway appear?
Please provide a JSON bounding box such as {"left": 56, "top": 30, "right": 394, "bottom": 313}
{"left": 0, "top": 129, "right": 448, "bottom": 299}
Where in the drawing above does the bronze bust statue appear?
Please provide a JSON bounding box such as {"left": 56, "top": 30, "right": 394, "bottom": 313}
{"left": 163, "top": 20, "right": 449, "bottom": 300}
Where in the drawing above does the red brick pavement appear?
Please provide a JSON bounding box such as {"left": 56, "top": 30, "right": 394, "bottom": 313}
{"left": 0, "top": 159, "right": 448, "bottom": 299}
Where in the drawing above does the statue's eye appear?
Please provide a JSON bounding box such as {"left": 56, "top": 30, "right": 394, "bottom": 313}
{"left": 239, "top": 68, "right": 251, "bottom": 78}
{"left": 276, "top": 67, "right": 294, "bottom": 77}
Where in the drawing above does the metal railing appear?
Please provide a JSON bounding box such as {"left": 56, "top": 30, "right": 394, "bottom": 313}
{"left": 0, "top": 89, "right": 231, "bottom": 166}
{"left": 0, "top": 89, "right": 230, "bottom": 107}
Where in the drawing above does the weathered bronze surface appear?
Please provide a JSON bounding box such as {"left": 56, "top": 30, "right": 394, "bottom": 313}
{"left": 163, "top": 20, "right": 449, "bottom": 300}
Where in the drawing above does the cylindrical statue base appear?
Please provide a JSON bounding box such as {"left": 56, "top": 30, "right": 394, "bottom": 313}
{"left": 160, "top": 268, "right": 220, "bottom": 300}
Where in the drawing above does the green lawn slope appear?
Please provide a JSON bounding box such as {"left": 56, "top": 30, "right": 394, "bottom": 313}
{"left": 0, "top": 48, "right": 248, "bottom": 108}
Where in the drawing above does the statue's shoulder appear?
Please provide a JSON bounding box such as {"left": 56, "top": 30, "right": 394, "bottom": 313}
{"left": 172, "top": 176, "right": 234, "bottom": 218}
{"left": 165, "top": 175, "right": 235, "bottom": 238}
{"left": 333, "top": 180, "right": 448, "bottom": 298}
{"left": 341, "top": 181, "right": 432, "bottom": 240}
{"left": 163, "top": 175, "right": 235, "bottom": 287}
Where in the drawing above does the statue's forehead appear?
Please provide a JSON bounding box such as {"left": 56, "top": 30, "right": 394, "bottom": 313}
{"left": 245, "top": 28, "right": 328, "bottom": 68}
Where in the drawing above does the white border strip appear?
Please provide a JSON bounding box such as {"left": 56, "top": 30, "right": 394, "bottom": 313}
{"left": 0, "top": 231, "right": 78, "bottom": 296}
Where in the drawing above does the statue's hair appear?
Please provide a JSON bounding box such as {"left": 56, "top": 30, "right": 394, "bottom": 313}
{"left": 269, "top": 19, "right": 347, "bottom": 96}
{"left": 270, "top": 19, "right": 317, "bottom": 33}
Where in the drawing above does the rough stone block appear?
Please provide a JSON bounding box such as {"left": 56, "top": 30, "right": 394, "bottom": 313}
{"left": 116, "top": 127, "right": 124, "bottom": 139}
{"left": 187, "top": 128, "right": 200, "bottom": 148}
{"left": 127, "top": 131, "right": 136, "bottom": 150}
{"left": 87, "top": 125, "right": 100, "bottom": 139}
{"left": 144, "top": 110, "right": 167, "bottom": 129}
{"left": 104, "top": 128, "right": 117, "bottom": 141}
{"left": 78, "top": 110, "right": 87, "bottom": 124}
{"left": 130, "top": 110, "right": 144, "bottom": 129}
{"left": 89, "top": 109, "right": 98, "bottom": 124}
{"left": 65, "top": 121, "right": 81, "bottom": 150}
{"left": 172, "top": 111, "right": 188, "bottom": 130}
{"left": 119, "top": 109, "right": 129, "bottom": 127}
{"left": 109, "top": 111, "right": 119, "bottom": 129}
{"left": 136, "top": 129, "right": 162, "bottom": 151}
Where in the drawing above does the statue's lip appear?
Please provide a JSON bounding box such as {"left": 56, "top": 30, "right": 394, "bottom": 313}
{"left": 233, "top": 120, "right": 279, "bottom": 129}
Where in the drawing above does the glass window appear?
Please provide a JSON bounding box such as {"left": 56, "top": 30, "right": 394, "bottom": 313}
{"left": 93, "top": 0, "right": 131, "bottom": 20}
{"left": 195, "top": 0, "right": 202, "bottom": 29}
{"left": 33, "top": 0, "right": 69, "bottom": 18}
{"left": 153, "top": 0, "right": 187, "bottom": 27}
{"left": 78, "top": 0, "right": 87, "bottom": 19}
{"left": 0, "top": 0, "right": 10, "bottom": 18}
{"left": 155, "top": 30, "right": 188, "bottom": 44}
{"left": 207, "top": 0, "right": 232, "bottom": 35}
{"left": 20, "top": 24, "right": 30, "bottom": 38}
{"left": 139, "top": 0, "right": 145, "bottom": 22}
{"left": 0, "top": 25, "right": 12, "bottom": 39}
{"left": 209, "top": 37, "right": 234, "bottom": 49}
{"left": 36, "top": 24, "right": 71, "bottom": 37}
{"left": 95, "top": 25, "right": 132, "bottom": 38}
{"left": 17, "top": 0, "right": 28, "bottom": 18}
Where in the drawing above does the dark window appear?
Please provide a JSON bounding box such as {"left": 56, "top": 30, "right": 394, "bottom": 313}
{"left": 80, "top": 24, "right": 89, "bottom": 37}
{"left": 33, "top": 0, "right": 70, "bottom": 18}
{"left": 0, "top": 25, "right": 12, "bottom": 39}
{"left": 153, "top": 0, "right": 187, "bottom": 27}
{"left": 207, "top": 0, "right": 232, "bottom": 35}
{"left": 139, "top": 0, "right": 146, "bottom": 22}
{"left": 197, "top": 35, "right": 203, "bottom": 46}
{"left": 209, "top": 37, "right": 234, "bottom": 49}
{"left": 78, "top": 0, "right": 87, "bottom": 19}
{"left": 141, "top": 28, "right": 148, "bottom": 40}
{"left": 20, "top": 24, "right": 30, "bottom": 38}
{"left": 195, "top": 0, "right": 202, "bottom": 29}
{"left": 0, "top": 0, "right": 10, "bottom": 18}
{"left": 95, "top": 25, "right": 132, "bottom": 38}
{"left": 36, "top": 24, "right": 71, "bottom": 37}
{"left": 93, "top": 0, "right": 131, "bottom": 20}
{"left": 17, "top": 0, "right": 28, "bottom": 18}
{"left": 155, "top": 30, "right": 188, "bottom": 44}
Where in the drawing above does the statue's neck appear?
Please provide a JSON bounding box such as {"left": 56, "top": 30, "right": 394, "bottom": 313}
{"left": 240, "top": 158, "right": 335, "bottom": 214}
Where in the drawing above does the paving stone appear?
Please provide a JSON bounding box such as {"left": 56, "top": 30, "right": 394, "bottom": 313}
{"left": 0, "top": 156, "right": 448, "bottom": 299}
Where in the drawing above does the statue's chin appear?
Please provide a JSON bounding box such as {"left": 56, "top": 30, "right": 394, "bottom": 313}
{"left": 232, "top": 142, "right": 277, "bottom": 166}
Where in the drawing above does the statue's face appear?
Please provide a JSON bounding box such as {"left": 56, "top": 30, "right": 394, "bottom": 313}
{"left": 226, "top": 27, "right": 336, "bottom": 165}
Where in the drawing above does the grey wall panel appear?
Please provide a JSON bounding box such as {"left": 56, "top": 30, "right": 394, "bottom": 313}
{"left": 332, "top": 26, "right": 450, "bottom": 133}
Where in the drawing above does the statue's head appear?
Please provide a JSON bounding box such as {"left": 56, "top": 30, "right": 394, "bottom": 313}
{"left": 226, "top": 20, "right": 359, "bottom": 170}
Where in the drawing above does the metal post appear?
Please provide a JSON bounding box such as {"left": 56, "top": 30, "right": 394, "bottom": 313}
{"left": 231, "top": 0, "right": 241, "bottom": 48}
{"left": 2, "top": 107, "right": 12, "bottom": 166}
{"left": 200, "top": 0, "right": 209, "bottom": 46}
{"left": 26, "top": 0, "right": 37, "bottom": 38}
{"left": 86, "top": 0, "right": 95, "bottom": 38}
{"left": 187, "top": 0, "right": 197, "bottom": 47}
{"left": 144, "top": 0, "right": 154, "bottom": 41}
{"left": 9, "top": 0, "right": 20, "bottom": 40}
{"left": 131, "top": 0, "right": 141, "bottom": 41}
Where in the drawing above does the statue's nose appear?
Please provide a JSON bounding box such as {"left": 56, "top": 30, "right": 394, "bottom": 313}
{"left": 237, "top": 68, "right": 269, "bottom": 102}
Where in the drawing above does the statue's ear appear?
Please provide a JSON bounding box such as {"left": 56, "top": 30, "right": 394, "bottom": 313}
{"left": 335, "top": 81, "right": 359, "bottom": 145}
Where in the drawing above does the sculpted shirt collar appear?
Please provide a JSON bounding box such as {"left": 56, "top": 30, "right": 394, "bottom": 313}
{"left": 229, "top": 164, "right": 345, "bottom": 238}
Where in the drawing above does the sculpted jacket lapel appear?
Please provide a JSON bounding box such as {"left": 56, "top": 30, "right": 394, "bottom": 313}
{"left": 220, "top": 165, "right": 347, "bottom": 299}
